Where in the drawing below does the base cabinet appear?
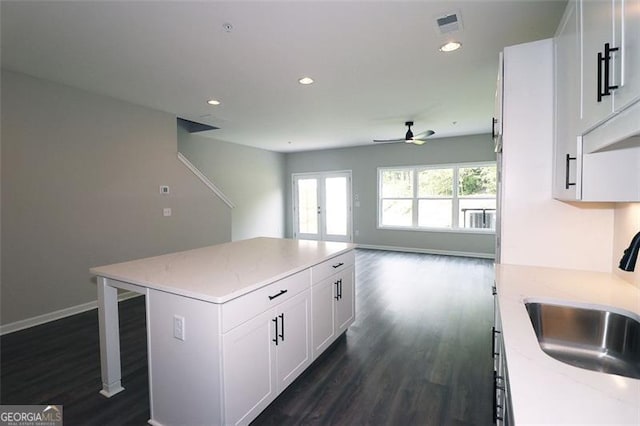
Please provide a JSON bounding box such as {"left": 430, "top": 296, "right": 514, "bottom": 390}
{"left": 492, "top": 285, "right": 513, "bottom": 426}
{"left": 145, "top": 249, "right": 355, "bottom": 426}
{"left": 222, "top": 290, "right": 311, "bottom": 425}
{"left": 311, "top": 265, "right": 355, "bottom": 358}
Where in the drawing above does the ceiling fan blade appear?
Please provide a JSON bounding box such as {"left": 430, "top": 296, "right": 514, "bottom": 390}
{"left": 414, "top": 129, "right": 435, "bottom": 138}
{"left": 373, "top": 138, "right": 405, "bottom": 143}
{"left": 409, "top": 139, "right": 427, "bottom": 145}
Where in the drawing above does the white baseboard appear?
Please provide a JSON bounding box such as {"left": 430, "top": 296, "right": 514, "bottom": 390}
{"left": 0, "top": 291, "right": 142, "bottom": 336}
{"left": 355, "top": 244, "right": 495, "bottom": 259}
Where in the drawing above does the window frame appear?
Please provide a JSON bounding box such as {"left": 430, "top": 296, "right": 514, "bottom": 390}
{"left": 377, "top": 161, "right": 497, "bottom": 234}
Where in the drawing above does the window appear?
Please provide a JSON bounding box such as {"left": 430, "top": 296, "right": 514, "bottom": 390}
{"left": 378, "top": 163, "right": 496, "bottom": 231}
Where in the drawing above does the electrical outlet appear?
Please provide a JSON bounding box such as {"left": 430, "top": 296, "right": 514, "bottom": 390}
{"left": 173, "top": 315, "right": 185, "bottom": 341}
{"left": 163, "top": 208, "right": 172, "bottom": 217}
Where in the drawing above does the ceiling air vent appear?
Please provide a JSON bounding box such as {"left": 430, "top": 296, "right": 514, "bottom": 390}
{"left": 435, "top": 11, "right": 463, "bottom": 35}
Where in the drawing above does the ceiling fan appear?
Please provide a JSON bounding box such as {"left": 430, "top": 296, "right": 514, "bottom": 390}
{"left": 373, "top": 121, "right": 435, "bottom": 145}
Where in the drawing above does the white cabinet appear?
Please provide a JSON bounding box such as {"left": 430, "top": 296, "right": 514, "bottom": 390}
{"left": 492, "top": 285, "right": 513, "bottom": 426}
{"left": 222, "top": 309, "right": 275, "bottom": 425}
{"left": 493, "top": 52, "right": 504, "bottom": 153}
{"left": 613, "top": 0, "right": 640, "bottom": 112}
{"left": 222, "top": 282, "right": 311, "bottom": 425}
{"left": 553, "top": 0, "right": 581, "bottom": 200}
{"left": 581, "top": 0, "right": 640, "bottom": 131}
{"left": 311, "top": 251, "right": 355, "bottom": 358}
{"left": 552, "top": 0, "right": 640, "bottom": 201}
{"left": 311, "top": 266, "right": 354, "bottom": 357}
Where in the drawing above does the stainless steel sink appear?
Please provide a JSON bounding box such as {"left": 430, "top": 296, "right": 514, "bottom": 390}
{"left": 525, "top": 302, "right": 640, "bottom": 379}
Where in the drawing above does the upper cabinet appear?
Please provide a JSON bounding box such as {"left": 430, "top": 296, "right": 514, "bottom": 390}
{"left": 553, "top": 0, "right": 640, "bottom": 202}
{"left": 493, "top": 52, "right": 504, "bottom": 153}
{"left": 553, "top": 1, "right": 581, "bottom": 200}
{"left": 581, "top": 0, "right": 640, "bottom": 131}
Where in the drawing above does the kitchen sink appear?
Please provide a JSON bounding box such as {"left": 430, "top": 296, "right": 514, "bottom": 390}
{"left": 525, "top": 302, "right": 640, "bottom": 379}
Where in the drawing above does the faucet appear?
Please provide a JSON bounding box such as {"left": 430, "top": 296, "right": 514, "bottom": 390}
{"left": 619, "top": 231, "right": 640, "bottom": 272}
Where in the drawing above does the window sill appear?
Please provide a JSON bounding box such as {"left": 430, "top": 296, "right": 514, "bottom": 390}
{"left": 377, "top": 225, "right": 496, "bottom": 235}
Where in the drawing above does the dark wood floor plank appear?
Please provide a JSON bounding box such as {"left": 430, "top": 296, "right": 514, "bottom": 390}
{"left": 1, "top": 249, "right": 494, "bottom": 425}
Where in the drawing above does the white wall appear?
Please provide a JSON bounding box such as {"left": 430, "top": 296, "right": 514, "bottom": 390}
{"left": 178, "top": 129, "right": 286, "bottom": 241}
{"left": 499, "top": 39, "right": 615, "bottom": 271}
{"left": 286, "top": 134, "right": 498, "bottom": 257}
{"left": 1, "top": 71, "right": 231, "bottom": 326}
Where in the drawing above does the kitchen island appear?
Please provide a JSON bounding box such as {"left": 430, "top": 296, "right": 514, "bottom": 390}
{"left": 495, "top": 264, "right": 640, "bottom": 425}
{"left": 91, "top": 237, "right": 355, "bottom": 426}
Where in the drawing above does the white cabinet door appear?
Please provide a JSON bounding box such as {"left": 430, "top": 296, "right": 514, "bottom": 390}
{"left": 222, "top": 309, "right": 276, "bottom": 426}
{"left": 553, "top": 0, "right": 581, "bottom": 200}
{"left": 335, "top": 267, "right": 355, "bottom": 334}
{"left": 311, "top": 265, "right": 355, "bottom": 358}
{"left": 582, "top": 0, "right": 640, "bottom": 129}
{"left": 311, "top": 275, "right": 337, "bottom": 358}
{"left": 613, "top": 0, "right": 640, "bottom": 112}
{"left": 275, "top": 290, "right": 311, "bottom": 391}
{"left": 493, "top": 52, "right": 504, "bottom": 152}
{"left": 581, "top": 0, "right": 616, "bottom": 130}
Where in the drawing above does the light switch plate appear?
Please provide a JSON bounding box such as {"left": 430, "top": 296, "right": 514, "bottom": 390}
{"left": 163, "top": 208, "right": 172, "bottom": 217}
{"left": 173, "top": 315, "right": 185, "bottom": 341}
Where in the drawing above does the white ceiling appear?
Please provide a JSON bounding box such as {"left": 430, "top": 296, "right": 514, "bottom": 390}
{"left": 1, "top": 1, "right": 567, "bottom": 152}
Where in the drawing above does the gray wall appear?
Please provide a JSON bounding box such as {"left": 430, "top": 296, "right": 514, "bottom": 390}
{"left": 178, "top": 129, "right": 286, "bottom": 241}
{"left": 285, "top": 134, "right": 497, "bottom": 257}
{"left": 1, "top": 71, "right": 231, "bottom": 326}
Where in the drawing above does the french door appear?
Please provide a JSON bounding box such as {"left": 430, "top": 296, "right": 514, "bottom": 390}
{"left": 293, "top": 171, "right": 352, "bottom": 242}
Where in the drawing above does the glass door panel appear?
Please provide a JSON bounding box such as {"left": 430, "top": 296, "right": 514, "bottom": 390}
{"left": 293, "top": 172, "right": 352, "bottom": 242}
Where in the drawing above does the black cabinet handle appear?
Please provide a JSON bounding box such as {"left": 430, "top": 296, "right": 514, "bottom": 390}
{"left": 492, "top": 285, "right": 497, "bottom": 296}
{"left": 597, "top": 42, "right": 619, "bottom": 102}
{"left": 565, "top": 154, "right": 576, "bottom": 189}
{"left": 272, "top": 317, "right": 279, "bottom": 346}
{"left": 338, "top": 279, "right": 343, "bottom": 300}
{"left": 492, "top": 326, "right": 501, "bottom": 359}
{"left": 491, "top": 117, "right": 497, "bottom": 139}
{"left": 332, "top": 262, "right": 344, "bottom": 269}
{"left": 268, "top": 289, "right": 288, "bottom": 300}
{"left": 334, "top": 280, "right": 340, "bottom": 301}
{"left": 493, "top": 371, "right": 504, "bottom": 423}
{"left": 597, "top": 50, "right": 603, "bottom": 102}
{"left": 278, "top": 313, "right": 285, "bottom": 342}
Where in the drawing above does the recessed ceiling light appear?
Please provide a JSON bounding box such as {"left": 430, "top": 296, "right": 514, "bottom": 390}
{"left": 207, "top": 99, "right": 221, "bottom": 106}
{"left": 298, "top": 77, "right": 314, "bottom": 85}
{"left": 439, "top": 41, "right": 462, "bottom": 52}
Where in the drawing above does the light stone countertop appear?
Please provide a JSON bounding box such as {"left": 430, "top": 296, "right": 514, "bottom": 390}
{"left": 91, "top": 237, "right": 355, "bottom": 303}
{"left": 495, "top": 264, "right": 640, "bottom": 425}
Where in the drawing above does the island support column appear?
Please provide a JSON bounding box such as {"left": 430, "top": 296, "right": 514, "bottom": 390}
{"left": 97, "top": 277, "right": 125, "bottom": 397}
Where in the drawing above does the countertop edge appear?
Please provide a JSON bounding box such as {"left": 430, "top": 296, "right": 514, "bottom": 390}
{"left": 90, "top": 239, "right": 355, "bottom": 303}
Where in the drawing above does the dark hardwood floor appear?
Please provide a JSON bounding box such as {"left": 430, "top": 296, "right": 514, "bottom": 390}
{"left": 1, "top": 249, "right": 495, "bottom": 425}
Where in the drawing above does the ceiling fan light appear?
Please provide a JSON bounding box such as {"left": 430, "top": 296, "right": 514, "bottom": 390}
{"left": 412, "top": 139, "right": 427, "bottom": 145}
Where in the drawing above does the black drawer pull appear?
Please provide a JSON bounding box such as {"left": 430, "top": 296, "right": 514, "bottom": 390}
{"left": 492, "top": 326, "right": 501, "bottom": 358}
{"left": 597, "top": 42, "right": 619, "bottom": 102}
{"left": 565, "top": 154, "right": 576, "bottom": 189}
{"left": 332, "top": 262, "right": 344, "bottom": 269}
{"left": 272, "top": 317, "right": 279, "bottom": 346}
{"left": 268, "top": 289, "right": 288, "bottom": 300}
{"left": 278, "top": 313, "right": 285, "bottom": 341}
